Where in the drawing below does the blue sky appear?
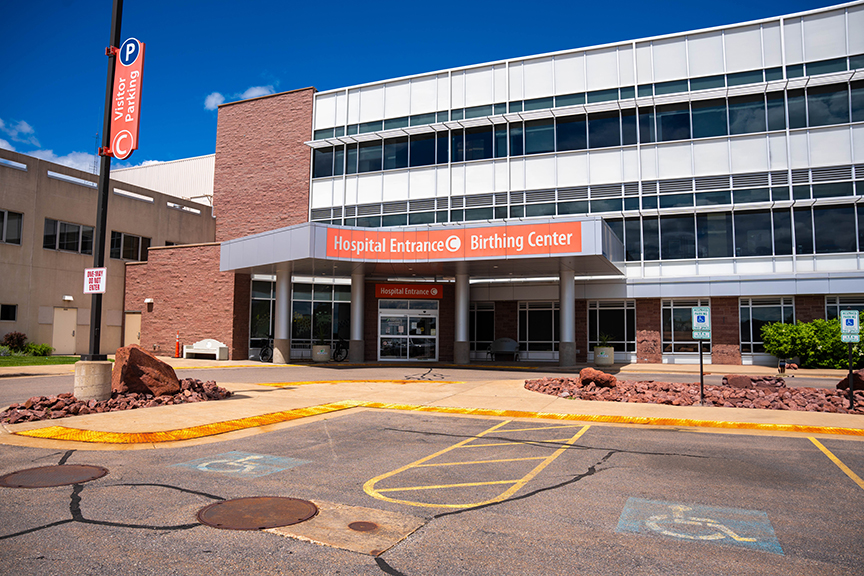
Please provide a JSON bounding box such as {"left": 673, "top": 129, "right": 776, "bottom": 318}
{"left": 0, "top": 0, "right": 844, "bottom": 172}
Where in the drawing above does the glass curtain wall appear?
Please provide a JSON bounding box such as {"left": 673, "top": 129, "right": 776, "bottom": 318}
{"left": 662, "top": 299, "right": 711, "bottom": 354}
{"left": 469, "top": 303, "right": 495, "bottom": 356}
{"left": 518, "top": 302, "right": 559, "bottom": 357}
{"left": 588, "top": 301, "right": 636, "bottom": 353}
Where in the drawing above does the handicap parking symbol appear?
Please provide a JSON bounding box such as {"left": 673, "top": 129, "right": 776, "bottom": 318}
{"left": 173, "top": 451, "right": 310, "bottom": 478}
{"left": 616, "top": 497, "right": 783, "bottom": 555}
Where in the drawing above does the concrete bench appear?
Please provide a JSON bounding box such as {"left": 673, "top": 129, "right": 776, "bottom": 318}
{"left": 183, "top": 339, "right": 229, "bottom": 360}
{"left": 487, "top": 337, "right": 520, "bottom": 361}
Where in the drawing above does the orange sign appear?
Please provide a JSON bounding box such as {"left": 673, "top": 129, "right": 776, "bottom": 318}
{"left": 376, "top": 284, "right": 443, "bottom": 299}
{"left": 326, "top": 221, "right": 581, "bottom": 261}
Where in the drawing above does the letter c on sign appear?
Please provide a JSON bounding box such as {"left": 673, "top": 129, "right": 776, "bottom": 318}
{"left": 112, "top": 130, "right": 134, "bottom": 160}
{"left": 445, "top": 235, "right": 461, "bottom": 252}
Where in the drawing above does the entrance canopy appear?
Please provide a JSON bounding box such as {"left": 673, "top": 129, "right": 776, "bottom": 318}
{"left": 220, "top": 217, "right": 624, "bottom": 279}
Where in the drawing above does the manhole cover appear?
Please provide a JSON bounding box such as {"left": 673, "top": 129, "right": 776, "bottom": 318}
{"left": 197, "top": 497, "right": 318, "bottom": 530}
{"left": 348, "top": 521, "right": 379, "bottom": 532}
{"left": 0, "top": 465, "right": 108, "bottom": 488}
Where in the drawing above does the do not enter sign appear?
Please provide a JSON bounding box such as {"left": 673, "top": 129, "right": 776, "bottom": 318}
{"left": 84, "top": 268, "right": 107, "bottom": 294}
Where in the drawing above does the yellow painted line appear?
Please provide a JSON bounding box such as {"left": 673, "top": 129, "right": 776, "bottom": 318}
{"left": 14, "top": 401, "right": 361, "bottom": 444}
{"left": 254, "top": 380, "right": 465, "bottom": 387}
{"left": 414, "top": 456, "right": 547, "bottom": 468}
{"left": 376, "top": 479, "right": 520, "bottom": 493}
{"left": 359, "top": 402, "right": 864, "bottom": 437}
{"left": 809, "top": 437, "right": 864, "bottom": 490}
{"left": 462, "top": 437, "right": 575, "bottom": 448}
{"left": 495, "top": 424, "right": 586, "bottom": 433}
{"left": 364, "top": 423, "right": 590, "bottom": 509}
{"left": 174, "top": 364, "right": 305, "bottom": 369}
{"left": 10, "top": 399, "right": 864, "bottom": 446}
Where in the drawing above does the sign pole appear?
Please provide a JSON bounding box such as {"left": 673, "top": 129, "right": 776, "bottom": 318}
{"left": 849, "top": 343, "right": 855, "bottom": 411}
{"left": 82, "top": 0, "right": 123, "bottom": 362}
{"left": 699, "top": 340, "right": 705, "bottom": 406}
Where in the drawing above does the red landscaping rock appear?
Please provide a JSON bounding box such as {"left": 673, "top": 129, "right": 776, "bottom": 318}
{"left": 112, "top": 344, "right": 180, "bottom": 397}
{"left": 579, "top": 367, "right": 617, "bottom": 388}
{"left": 836, "top": 369, "right": 864, "bottom": 391}
{"left": 0, "top": 378, "right": 232, "bottom": 424}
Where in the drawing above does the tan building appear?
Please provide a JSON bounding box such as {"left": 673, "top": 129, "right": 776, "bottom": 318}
{"left": 0, "top": 148, "right": 215, "bottom": 355}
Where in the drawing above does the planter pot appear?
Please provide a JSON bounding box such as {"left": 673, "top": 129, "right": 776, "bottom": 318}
{"left": 594, "top": 346, "right": 615, "bottom": 366}
{"left": 312, "top": 345, "right": 331, "bottom": 363}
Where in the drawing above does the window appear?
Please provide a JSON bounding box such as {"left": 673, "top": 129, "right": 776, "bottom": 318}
{"left": 469, "top": 303, "right": 495, "bottom": 352}
{"left": 518, "top": 302, "right": 559, "bottom": 353}
{"left": 313, "top": 147, "right": 334, "bottom": 178}
{"left": 621, "top": 109, "right": 637, "bottom": 145}
{"left": 588, "top": 111, "right": 620, "bottom": 149}
{"left": 691, "top": 99, "right": 727, "bottom": 138}
{"left": 826, "top": 296, "right": 864, "bottom": 320}
{"left": 556, "top": 116, "right": 587, "bottom": 151}
{"left": 734, "top": 211, "right": 772, "bottom": 256}
{"left": 43, "top": 218, "right": 93, "bottom": 255}
{"left": 345, "top": 144, "right": 358, "bottom": 174}
{"left": 464, "top": 127, "right": 493, "bottom": 161}
{"left": 451, "top": 129, "right": 464, "bottom": 162}
{"left": 624, "top": 218, "right": 641, "bottom": 261}
{"left": 638, "top": 108, "right": 656, "bottom": 143}
{"left": 291, "top": 282, "right": 352, "bottom": 356}
{"left": 358, "top": 141, "right": 382, "bottom": 172}
{"left": 662, "top": 299, "right": 711, "bottom": 353}
{"left": 660, "top": 215, "right": 695, "bottom": 260}
{"left": 588, "top": 301, "right": 635, "bottom": 352}
{"left": 109, "top": 231, "right": 150, "bottom": 261}
{"left": 250, "top": 280, "right": 274, "bottom": 351}
{"left": 383, "top": 137, "right": 408, "bottom": 170}
{"left": 852, "top": 80, "right": 864, "bottom": 123}
{"left": 524, "top": 119, "right": 554, "bottom": 154}
{"left": 509, "top": 123, "right": 524, "bottom": 156}
{"left": 656, "top": 103, "right": 690, "bottom": 142}
{"left": 807, "top": 84, "right": 849, "bottom": 127}
{"left": 740, "top": 297, "right": 794, "bottom": 354}
{"left": 813, "top": 205, "right": 856, "bottom": 253}
{"left": 793, "top": 208, "right": 813, "bottom": 255}
{"left": 0, "top": 304, "right": 16, "bottom": 322}
{"left": 643, "top": 217, "right": 660, "bottom": 260}
{"left": 773, "top": 209, "right": 793, "bottom": 255}
{"left": 409, "top": 134, "right": 435, "bottom": 167}
{"left": 766, "top": 92, "right": 786, "bottom": 131}
{"left": 787, "top": 89, "right": 806, "bottom": 129}
{"left": 728, "top": 94, "right": 766, "bottom": 135}
{"left": 494, "top": 124, "right": 508, "bottom": 158}
{"left": 696, "top": 212, "right": 733, "bottom": 258}
{"left": 1, "top": 210, "right": 22, "bottom": 245}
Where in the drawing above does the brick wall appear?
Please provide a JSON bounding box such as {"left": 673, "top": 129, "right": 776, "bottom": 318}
{"left": 213, "top": 87, "right": 316, "bottom": 242}
{"left": 123, "top": 244, "right": 250, "bottom": 360}
{"left": 710, "top": 296, "right": 741, "bottom": 365}
{"left": 795, "top": 295, "right": 825, "bottom": 322}
{"left": 574, "top": 299, "right": 588, "bottom": 363}
{"left": 636, "top": 298, "right": 662, "bottom": 363}
{"left": 495, "top": 301, "right": 518, "bottom": 341}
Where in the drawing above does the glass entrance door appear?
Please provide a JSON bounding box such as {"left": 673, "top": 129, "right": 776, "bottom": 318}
{"left": 379, "top": 300, "right": 438, "bottom": 361}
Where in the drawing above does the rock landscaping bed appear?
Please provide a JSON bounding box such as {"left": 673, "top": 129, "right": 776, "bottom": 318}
{"left": 0, "top": 378, "right": 232, "bottom": 424}
{"left": 0, "top": 344, "right": 232, "bottom": 425}
{"left": 525, "top": 367, "right": 864, "bottom": 415}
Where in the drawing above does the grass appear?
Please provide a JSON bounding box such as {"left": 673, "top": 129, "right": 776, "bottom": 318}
{"left": 0, "top": 356, "right": 88, "bottom": 367}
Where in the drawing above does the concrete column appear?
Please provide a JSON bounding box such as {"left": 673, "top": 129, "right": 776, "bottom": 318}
{"left": 454, "top": 273, "right": 470, "bottom": 364}
{"left": 74, "top": 361, "right": 112, "bottom": 401}
{"left": 349, "top": 271, "right": 365, "bottom": 362}
{"left": 559, "top": 267, "right": 576, "bottom": 367}
{"left": 273, "top": 265, "right": 291, "bottom": 364}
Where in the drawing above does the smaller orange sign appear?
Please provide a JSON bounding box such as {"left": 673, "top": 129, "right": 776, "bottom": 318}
{"left": 376, "top": 284, "right": 443, "bottom": 299}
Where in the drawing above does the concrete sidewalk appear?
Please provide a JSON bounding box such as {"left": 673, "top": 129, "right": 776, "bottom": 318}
{"left": 1, "top": 356, "right": 862, "bottom": 450}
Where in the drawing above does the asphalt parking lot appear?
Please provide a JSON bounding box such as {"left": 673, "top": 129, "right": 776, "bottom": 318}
{"left": 1, "top": 406, "right": 862, "bottom": 576}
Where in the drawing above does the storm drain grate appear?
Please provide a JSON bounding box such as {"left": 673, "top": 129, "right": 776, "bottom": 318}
{"left": 0, "top": 465, "right": 108, "bottom": 488}
{"left": 197, "top": 497, "right": 318, "bottom": 530}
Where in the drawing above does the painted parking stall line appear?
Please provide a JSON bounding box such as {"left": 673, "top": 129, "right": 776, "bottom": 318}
{"left": 617, "top": 497, "right": 783, "bottom": 555}
{"left": 809, "top": 437, "right": 864, "bottom": 490}
{"left": 364, "top": 421, "right": 590, "bottom": 509}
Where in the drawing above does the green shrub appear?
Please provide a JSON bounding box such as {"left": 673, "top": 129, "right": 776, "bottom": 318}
{"left": 1, "top": 331, "right": 27, "bottom": 352}
{"left": 0, "top": 345, "right": 11, "bottom": 357}
{"left": 761, "top": 311, "right": 864, "bottom": 369}
{"left": 24, "top": 343, "right": 54, "bottom": 357}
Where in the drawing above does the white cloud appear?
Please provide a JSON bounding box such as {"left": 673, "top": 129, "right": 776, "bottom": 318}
{"left": 0, "top": 138, "right": 14, "bottom": 152}
{"left": 30, "top": 150, "right": 99, "bottom": 174}
{"left": 204, "top": 84, "right": 276, "bottom": 110}
{"left": 0, "top": 117, "right": 39, "bottom": 147}
{"left": 239, "top": 85, "right": 275, "bottom": 100}
{"left": 204, "top": 92, "right": 225, "bottom": 111}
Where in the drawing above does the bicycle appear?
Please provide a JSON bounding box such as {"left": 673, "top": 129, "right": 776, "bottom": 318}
{"left": 332, "top": 336, "right": 348, "bottom": 362}
{"left": 259, "top": 335, "right": 273, "bottom": 363}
